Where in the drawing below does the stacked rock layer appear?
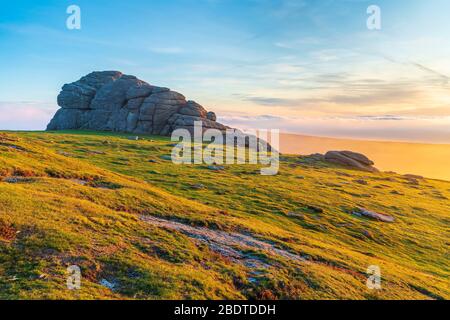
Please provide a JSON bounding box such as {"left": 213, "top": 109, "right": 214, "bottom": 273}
{"left": 47, "top": 71, "right": 228, "bottom": 135}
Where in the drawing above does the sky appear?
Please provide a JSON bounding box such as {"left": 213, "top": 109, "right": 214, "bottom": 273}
{"left": 0, "top": 0, "right": 449, "bottom": 143}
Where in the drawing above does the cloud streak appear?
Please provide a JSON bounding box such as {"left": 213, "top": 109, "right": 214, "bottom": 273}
{"left": 219, "top": 114, "right": 450, "bottom": 144}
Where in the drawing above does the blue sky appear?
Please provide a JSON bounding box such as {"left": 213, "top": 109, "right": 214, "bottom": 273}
{"left": 0, "top": 0, "right": 449, "bottom": 142}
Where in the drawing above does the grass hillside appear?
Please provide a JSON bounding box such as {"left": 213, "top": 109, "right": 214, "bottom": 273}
{"left": 0, "top": 130, "right": 448, "bottom": 300}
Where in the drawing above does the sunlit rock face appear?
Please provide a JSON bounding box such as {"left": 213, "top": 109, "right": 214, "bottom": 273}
{"left": 47, "top": 71, "right": 227, "bottom": 135}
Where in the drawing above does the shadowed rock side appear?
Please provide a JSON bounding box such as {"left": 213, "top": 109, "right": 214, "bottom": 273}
{"left": 47, "top": 71, "right": 229, "bottom": 135}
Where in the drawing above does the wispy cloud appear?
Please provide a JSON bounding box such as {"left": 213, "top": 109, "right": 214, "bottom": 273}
{"left": 149, "top": 47, "right": 184, "bottom": 54}
{"left": 382, "top": 55, "right": 450, "bottom": 88}
{"left": 240, "top": 86, "right": 422, "bottom": 108}
{"left": 411, "top": 62, "right": 449, "bottom": 86}
{"left": 219, "top": 113, "right": 450, "bottom": 144}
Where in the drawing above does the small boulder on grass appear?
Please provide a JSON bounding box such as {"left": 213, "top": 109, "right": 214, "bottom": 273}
{"left": 3, "top": 176, "right": 35, "bottom": 184}
{"left": 160, "top": 155, "right": 172, "bottom": 161}
{"left": 352, "top": 208, "right": 395, "bottom": 223}
{"left": 403, "top": 174, "right": 424, "bottom": 180}
{"left": 287, "top": 212, "right": 305, "bottom": 219}
{"left": 207, "top": 165, "right": 225, "bottom": 171}
{"left": 306, "top": 205, "right": 324, "bottom": 214}
{"left": 362, "top": 230, "right": 373, "bottom": 239}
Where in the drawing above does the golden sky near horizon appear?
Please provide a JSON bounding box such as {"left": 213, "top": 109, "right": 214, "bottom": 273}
{"left": 280, "top": 133, "right": 450, "bottom": 181}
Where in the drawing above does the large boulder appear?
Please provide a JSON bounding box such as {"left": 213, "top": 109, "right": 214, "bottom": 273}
{"left": 46, "top": 71, "right": 229, "bottom": 135}
{"left": 324, "top": 151, "right": 378, "bottom": 172}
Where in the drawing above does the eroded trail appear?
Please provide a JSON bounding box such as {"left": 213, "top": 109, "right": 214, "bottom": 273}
{"left": 140, "top": 215, "right": 306, "bottom": 272}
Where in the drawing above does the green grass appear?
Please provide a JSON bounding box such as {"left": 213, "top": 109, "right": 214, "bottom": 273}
{"left": 0, "top": 130, "right": 448, "bottom": 300}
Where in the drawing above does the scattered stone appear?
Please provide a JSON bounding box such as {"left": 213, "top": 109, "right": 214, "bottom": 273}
{"left": 70, "top": 179, "right": 88, "bottom": 186}
{"left": 88, "top": 150, "right": 106, "bottom": 155}
{"left": 99, "top": 279, "right": 116, "bottom": 290}
{"left": 403, "top": 174, "right": 424, "bottom": 180}
{"left": 352, "top": 208, "right": 395, "bottom": 223}
{"left": 377, "top": 176, "right": 395, "bottom": 182}
{"left": 306, "top": 205, "right": 324, "bottom": 214}
{"left": 207, "top": 165, "right": 225, "bottom": 171}
{"left": 354, "top": 179, "right": 368, "bottom": 185}
{"left": 390, "top": 190, "right": 403, "bottom": 195}
{"left": 57, "top": 151, "right": 74, "bottom": 157}
{"left": 160, "top": 155, "right": 172, "bottom": 161}
{"left": 336, "top": 172, "right": 352, "bottom": 177}
{"left": 148, "top": 159, "right": 158, "bottom": 163}
{"left": 336, "top": 222, "right": 353, "bottom": 228}
{"left": 406, "top": 178, "right": 420, "bottom": 186}
{"left": 362, "top": 230, "right": 373, "bottom": 239}
{"left": 325, "top": 151, "right": 378, "bottom": 172}
{"left": 215, "top": 190, "right": 228, "bottom": 195}
{"left": 3, "top": 177, "right": 35, "bottom": 184}
{"left": 325, "top": 182, "right": 341, "bottom": 187}
{"left": 287, "top": 212, "right": 305, "bottom": 219}
{"left": 0, "top": 143, "right": 27, "bottom": 152}
{"left": 192, "top": 184, "right": 206, "bottom": 190}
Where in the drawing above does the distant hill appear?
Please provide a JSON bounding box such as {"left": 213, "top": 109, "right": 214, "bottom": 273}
{"left": 280, "top": 133, "right": 450, "bottom": 181}
{"left": 0, "top": 130, "right": 448, "bottom": 299}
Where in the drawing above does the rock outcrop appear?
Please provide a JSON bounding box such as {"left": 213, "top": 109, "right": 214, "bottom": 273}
{"left": 324, "top": 151, "right": 378, "bottom": 172}
{"left": 47, "top": 71, "right": 228, "bottom": 135}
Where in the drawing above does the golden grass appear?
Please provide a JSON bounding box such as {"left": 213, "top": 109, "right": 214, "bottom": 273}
{"left": 0, "top": 130, "right": 448, "bottom": 300}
